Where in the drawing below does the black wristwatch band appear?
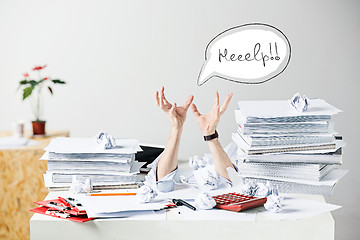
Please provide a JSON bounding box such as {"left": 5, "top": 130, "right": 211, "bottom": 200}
{"left": 204, "top": 130, "right": 218, "bottom": 141}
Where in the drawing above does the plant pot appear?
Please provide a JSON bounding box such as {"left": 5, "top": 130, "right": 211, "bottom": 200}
{"left": 32, "top": 121, "right": 46, "bottom": 136}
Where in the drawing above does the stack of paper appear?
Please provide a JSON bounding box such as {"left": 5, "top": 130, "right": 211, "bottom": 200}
{"left": 41, "top": 137, "right": 144, "bottom": 191}
{"left": 231, "top": 98, "right": 346, "bottom": 195}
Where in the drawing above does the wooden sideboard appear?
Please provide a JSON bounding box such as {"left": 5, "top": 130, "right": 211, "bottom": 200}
{"left": 0, "top": 130, "right": 69, "bottom": 240}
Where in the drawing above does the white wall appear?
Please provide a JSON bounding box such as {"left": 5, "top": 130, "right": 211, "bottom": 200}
{"left": 1, "top": 0, "right": 359, "bottom": 238}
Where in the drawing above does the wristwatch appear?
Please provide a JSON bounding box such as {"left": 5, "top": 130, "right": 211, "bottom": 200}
{"left": 204, "top": 130, "right": 218, "bottom": 141}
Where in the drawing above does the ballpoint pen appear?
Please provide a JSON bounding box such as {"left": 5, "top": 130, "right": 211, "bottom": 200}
{"left": 172, "top": 199, "right": 196, "bottom": 211}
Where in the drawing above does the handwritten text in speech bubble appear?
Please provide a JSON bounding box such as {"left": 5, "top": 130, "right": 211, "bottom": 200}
{"left": 197, "top": 23, "right": 291, "bottom": 86}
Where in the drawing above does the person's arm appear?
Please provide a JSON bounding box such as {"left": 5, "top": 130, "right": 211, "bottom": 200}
{"left": 156, "top": 126, "right": 182, "bottom": 180}
{"left": 191, "top": 91, "right": 233, "bottom": 180}
{"left": 155, "top": 86, "right": 193, "bottom": 180}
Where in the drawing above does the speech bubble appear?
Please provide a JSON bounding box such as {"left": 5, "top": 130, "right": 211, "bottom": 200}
{"left": 197, "top": 23, "right": 291, "bottom": 86}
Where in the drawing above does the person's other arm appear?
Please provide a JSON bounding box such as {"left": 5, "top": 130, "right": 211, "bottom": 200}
{"left": 191, "top": 91, "right": 233, "bottom": 180}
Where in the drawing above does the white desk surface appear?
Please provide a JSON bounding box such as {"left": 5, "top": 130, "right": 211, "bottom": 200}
{"left": 30, "top": 190, "right": 334, "bottom": 240}
{"left": 30, "top": 160, "right": 334, "bottom": 239}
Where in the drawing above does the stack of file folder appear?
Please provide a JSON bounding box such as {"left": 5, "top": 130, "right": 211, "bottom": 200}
{"left": 41, "top": 137, "right": 144, "bottom": 191}
{"left": 231, "top": 98, "right": 347, "bottom": 195}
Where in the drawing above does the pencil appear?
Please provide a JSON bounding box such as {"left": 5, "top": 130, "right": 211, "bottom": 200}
{"left": 90, "top": 192, "right": 137, "bottom": 196}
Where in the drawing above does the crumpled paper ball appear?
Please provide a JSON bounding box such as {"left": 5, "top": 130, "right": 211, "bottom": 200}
{"left": 195, "top": 192, "right": 216, "bottom": 210}
{"left": 264, "top": 194, "right": 283, "bottom": 213}
{"left": 137, "top": 185, "right": 158, "bottom": 203}
{"left": 189, "top": 154, "right": 213, "bottom": 170}
{"left": 69, "top": 176, "right": 93, "bottom": 194}
{"left": 83, "top": 178, "right": 92, "bottom": 193}
{"left": 255, "top": 182, "right": 270, "bottom": 198}
{"left": 289, "top": 93, "right": 309, "bottom": 112}
{"left": 189, "top": 155, "right": 207, "bottom": 170}
{"left": 95, "top": 131, "right": 115, "bottom": 149}
{"left": 242, "top": 180, "right": 276, "bottom": 198}
{"left": 242, "top": 180, "right": 258, "bottom": 196}
{"left": 242, "top": 180, "right": 283, "bottom": 213}
{"left": 193, "top": 165, "right": 220, "bottom": 191}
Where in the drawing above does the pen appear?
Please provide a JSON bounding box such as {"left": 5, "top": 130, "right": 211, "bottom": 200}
{"left": 172, "top": 199, "right": 197, "bottom": 211}
{"left": 90, "top": 192, "right": 137, "bottom": 196}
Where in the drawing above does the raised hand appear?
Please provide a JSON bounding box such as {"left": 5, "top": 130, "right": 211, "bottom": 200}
{"left": 154, "top": 87, "right": 194, "bottom": 180}
{"left": 191, "top": 91, "right": 233, "bottom": 135}
{"left": 155, "top": 86, "right": 194, "bottom": 130}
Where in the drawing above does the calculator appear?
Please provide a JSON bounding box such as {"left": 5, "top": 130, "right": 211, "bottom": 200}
{"left": 212, "top": 192, "right": 267, "bottom": 212}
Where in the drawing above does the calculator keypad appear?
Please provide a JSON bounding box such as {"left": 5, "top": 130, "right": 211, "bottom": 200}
{"left": 212, "top": 193, "right": 267, "bottom": 212}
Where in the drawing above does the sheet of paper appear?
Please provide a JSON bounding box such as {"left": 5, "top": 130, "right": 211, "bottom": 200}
{"left": 0, "top": 137, "right": 40, "bottom": 149}
{"left": 157, "top": 186, "right": 201, "bottom": 200}
{"left": 259, "top": 195, "right": 341, "bottom": 220}
{"left": 237, "top": 99, "right": 342, "bottom": 119}
{"left": 45, "top": 137, "right": 142, "bottom": 153}
{"left": 75, "top": 195, "right": 168, "bottom": 213}
{"left": 157, "top": 184, "right": 236, "bottom": 201}
{"left": 173, "top": 203, "right": 256, "bottom": 221}
{"left": 86, "top": 209, "right": 166, "bottom": 220}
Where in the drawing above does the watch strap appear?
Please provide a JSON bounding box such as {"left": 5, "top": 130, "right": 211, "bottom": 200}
{"left": 204, "top": 130, "right": 218, "bottom": 141}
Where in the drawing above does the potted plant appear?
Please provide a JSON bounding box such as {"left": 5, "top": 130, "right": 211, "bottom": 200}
{"left": 18, "top": 65, "right": 66, "bottom": 136}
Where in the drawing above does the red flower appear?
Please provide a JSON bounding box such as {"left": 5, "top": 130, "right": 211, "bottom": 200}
{"left": 33, "top": 65, "right": 47, "bottom": 71}
{"left": 23, "top": 73, "right": 29, "bottom": 78}
{"left": 44, "top": 77, "right": 48, "bottom": 80}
